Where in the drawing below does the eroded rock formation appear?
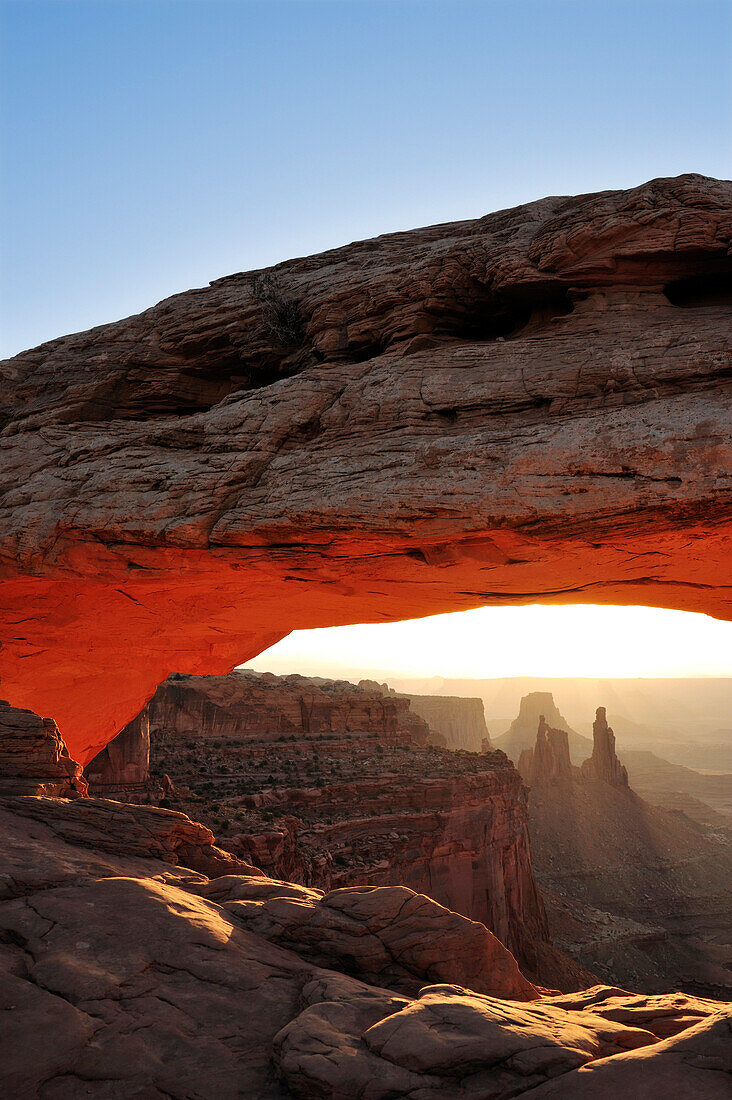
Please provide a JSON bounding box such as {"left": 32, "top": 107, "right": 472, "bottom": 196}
{"left": 1, "top": 175, "right": 730, "bottom": 763}
{"left": 495, "top": 692, "right": 591, "bottom": 765}
{"left": 2, "top": 779, "right": 730, "bottom": 1098}
{"left": 138, "top": 670, "right": 430, "bottom": 745}
{"left": 0, "top": 701, "right": 87, "bottom": 799}
{"left": 2, "top": 689, "right": 731, "bottom": 1095}
{"left": 581, "top": 706, "right": 629, "bottom": 787}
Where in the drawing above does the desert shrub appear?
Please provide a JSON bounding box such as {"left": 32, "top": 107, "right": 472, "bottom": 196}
{"left": 252, "top": 272, "right": 304, "bottom": 346}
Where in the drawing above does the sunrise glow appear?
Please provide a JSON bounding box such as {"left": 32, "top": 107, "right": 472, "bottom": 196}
{"left": 245, "top": 604, "right": 732, "bottom": 681}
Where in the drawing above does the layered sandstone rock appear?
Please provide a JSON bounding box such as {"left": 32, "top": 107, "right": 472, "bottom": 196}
{"left": 581, "top": 706, "right": 629, "bottom": 787}
{"left": 141, "top": 670, "right": 430, "bottom": 745}
{"left": 144, "top": 698, "right": 551, "bottom": 972}
{"left": 4, "top": 794, "right": 260, "bottom": 879}
{"left": 0, "top": 701, "right": 87, "bottom": 799}
{"left": 1, "top": 176, "right": 730, "bottom": 763}
{"left": 100, "top": 669, "right": 547, "bottom": 974}
{"left": 273, "top": 982, "right": 731, "bottom": 1099}
{"left": 205, "top": 877, "right": 539, "bottom": 1001}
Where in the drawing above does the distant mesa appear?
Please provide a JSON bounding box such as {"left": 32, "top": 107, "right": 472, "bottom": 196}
{"left": 494, "top": 691, "right": 592, "bottom": 765}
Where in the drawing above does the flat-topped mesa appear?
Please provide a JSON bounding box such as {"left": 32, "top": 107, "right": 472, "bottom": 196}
{"left": 519, "top": 715, "right": 575, "bottom": 786}
{"left": 1, "top": 175, "right": 731, "bottom": 762}
{"left": 0, "top": 700, "right": 88, "bottom": 798}
{"left": 137, "top": 670, "right": 431, "bottom": 746}
{"left": 402, "top": 693, "right": 491, "bottom": 752}
{"left": 356, "top": 680, "right": 489, "bottom": 751}
{"left": 581, "top": 706, "right": 629, "bottom": 787}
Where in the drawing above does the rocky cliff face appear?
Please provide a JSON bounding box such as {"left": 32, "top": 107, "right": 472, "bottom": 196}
{"left": 402, "top": 692, "right": 491, "bottom": 751}
{"left": 143, "top": 670, "right": 431, "bottom": 745}
{"left": 104, "top": 670, "right": 562, "bottom": 980}
{"left": 1, "top": 176, "right": 730, "bottom": 764}
{"left": 0, "top": 700, "right": 87, "bottom": 799}
{"left": 85, "top": 710, "right": 152, "bottom": 797}
{"left": 581, "top": 706, "right": 629, "bottom": 787}
{"left": 140, "top": 673, "right": 554, "bottom": 976}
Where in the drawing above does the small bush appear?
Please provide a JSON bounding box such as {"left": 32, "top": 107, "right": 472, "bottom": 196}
{"left": 252, "top": 272, "right": 304, "bottom": 346}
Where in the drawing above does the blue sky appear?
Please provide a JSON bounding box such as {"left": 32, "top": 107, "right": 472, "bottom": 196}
{"left": 1, "top": 0, "right": 730, "bottom": 359}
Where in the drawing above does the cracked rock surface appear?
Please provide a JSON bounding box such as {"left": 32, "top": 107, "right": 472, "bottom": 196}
{"left": 1, "top": 175, "right": 730, "bottom": 761}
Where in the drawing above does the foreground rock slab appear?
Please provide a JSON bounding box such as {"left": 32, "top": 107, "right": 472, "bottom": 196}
{"left": 1, "top": 795, "right": 730, "bottom": 1099}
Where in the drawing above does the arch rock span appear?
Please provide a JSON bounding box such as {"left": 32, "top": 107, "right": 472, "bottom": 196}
{"left": 1, "top": 173, "right": 730, "bottom": 762}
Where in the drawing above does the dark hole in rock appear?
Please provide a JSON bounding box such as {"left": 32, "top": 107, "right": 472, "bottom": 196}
{"left": 433, "top": 287, "right": 575, "bottom": 343}
{"left": 663, "top": 272, "right": 732, "bottom": 308}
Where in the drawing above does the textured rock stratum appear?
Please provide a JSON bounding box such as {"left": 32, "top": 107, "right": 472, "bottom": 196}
{"left": 0, "top": 701, "right": 88, "bottom": 799}
{"left": 1, "top": 175, "right": 730, "bottom": 762}
{"left": 135, "top": 669, "right": 431, "bottom": 745}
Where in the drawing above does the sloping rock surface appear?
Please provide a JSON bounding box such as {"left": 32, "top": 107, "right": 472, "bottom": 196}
{"left": 3, "top": 793, "right": 259, "bottom": 879}
{"left": 2, "top": 795, "right": 730, "bottom": 1099}
{"left": 211, "top": 877, "right": 539, "bottom": 1001}
{"left": 1, "top": 175, "right": 730, "bottom": 762}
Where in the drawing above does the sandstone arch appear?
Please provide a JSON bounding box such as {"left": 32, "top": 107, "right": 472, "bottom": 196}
{"left": 1, "top": 174, "right": 730, "bottom": 763}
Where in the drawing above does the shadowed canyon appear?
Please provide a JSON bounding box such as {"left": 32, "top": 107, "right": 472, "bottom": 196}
{"left": 1, "top": 176, "right": 732, "bottom": 1097}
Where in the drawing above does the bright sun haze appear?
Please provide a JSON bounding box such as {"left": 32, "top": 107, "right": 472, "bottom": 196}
{"left": 245, "top": 604, "right": 732, "bottom": 680}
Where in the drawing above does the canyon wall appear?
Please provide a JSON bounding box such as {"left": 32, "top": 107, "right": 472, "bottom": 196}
{"left": 402, "top": 692, "right": 491, "bottom": 751}
{"left": 101, "top": 670, "right": 564, "bottom": 977}
{"left": 140, "top": 670, "right": 431, "bottom": 744}
{"left": 1, "top": 176, "right": 730, "bottom": 763}
{"left": 85, "top": 710, "right": 151, "bottom": 797}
